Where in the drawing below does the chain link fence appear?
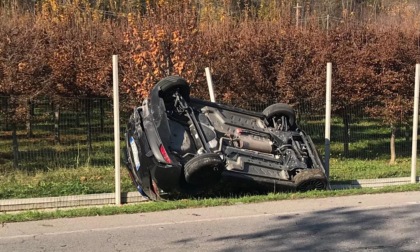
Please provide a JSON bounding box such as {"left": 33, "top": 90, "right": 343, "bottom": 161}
{"left": 0, "top": 96, "right": 418, "bottom": 205}
{"left": 0, "top": 96, "right": 136, "bottom": 208}
{"left": 0, "top": 96, "right": 126, "bottom": 172}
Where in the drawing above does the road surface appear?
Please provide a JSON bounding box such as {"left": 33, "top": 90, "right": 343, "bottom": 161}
{"left": 1, "top": 191, "right": 420, "bottom": 251}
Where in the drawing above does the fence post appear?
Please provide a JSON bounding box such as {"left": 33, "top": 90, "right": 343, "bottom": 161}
{"left": 113, "top": 55, "right": 121, "bottom": 205}
{"left": 325, "top": 62, "right": 332, "bottom": 178}
{"left": 411, "top": 64, "right": 419, "bottom": 184}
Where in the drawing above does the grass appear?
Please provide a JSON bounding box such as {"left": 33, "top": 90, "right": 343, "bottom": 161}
{"left": 1, "top": 183, "right": 419, "bottom": 223}
{"left": 0, "top": 166, "right": 133, "bottom": 199}
{"left": 0, "top": 157, "right": 418, "bottom": 200}
{"left": 329, "top": 158, "right": 417, "bottom": 182}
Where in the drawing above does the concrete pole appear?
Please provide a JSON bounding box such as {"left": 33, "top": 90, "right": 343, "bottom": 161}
{"left": 325, "top": 63, "right": 332, "bottom": 178}
{"left": 113, "top": 55, "right": 121, "bottom": 205}
{"left": 326, "top": 14, "right": 330, "bottom": 36}
{"left": 294, "top": 2, "right": 301, "bottom": 28}
{"left": 411, "top": 64, "right": 419, "bottom": 184}
{"left": 205, "top": 67, "right": 216, "bottom": 102}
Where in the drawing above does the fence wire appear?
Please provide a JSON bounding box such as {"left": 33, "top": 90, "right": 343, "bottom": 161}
{"left": 0, "top": 96, "right": 131, "bottom": 172}
{"left": 0, "top": 96, "right": 418, "bottom": 203}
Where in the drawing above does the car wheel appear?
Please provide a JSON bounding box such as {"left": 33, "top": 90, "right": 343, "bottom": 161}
{"left": 157, "top": 76, "right": 190, "bottom": 102}
{"left": 184, "top": 153, "right": 224, "bottom": 186}
{"left": 262, "top": 103, "right": 296, "bottom": 129}
{"left": 294, "top": 169, "right": 328, "bottom": 191}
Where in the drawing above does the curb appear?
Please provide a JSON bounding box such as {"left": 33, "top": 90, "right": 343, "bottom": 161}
{"left": 1, "top": 177, "right": 418, "bottom": 212}
{"left": 0, "top": 192, "right": 148, "bottom": 212}
{"left": 330, "top": 176, "right": 419, "bottom": 190}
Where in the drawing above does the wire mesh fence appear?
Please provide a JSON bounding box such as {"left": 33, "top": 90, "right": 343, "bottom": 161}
{"left": 0, "top": 96, "right": 135, "bottom": 204}
{"left": 0, "top": 95, "right": 418, "bottom": 203}
{"left": 0, "top": 96, "right": 126, "bottom": 172}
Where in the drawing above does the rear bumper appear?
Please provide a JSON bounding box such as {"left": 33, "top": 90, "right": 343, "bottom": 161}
{"left": 125, "top": 112, "right": 183, "bottom": 198}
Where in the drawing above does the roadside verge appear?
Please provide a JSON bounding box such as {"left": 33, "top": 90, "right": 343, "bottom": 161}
{"left": 1, "top": 177, "right": 419, "bottom": 212}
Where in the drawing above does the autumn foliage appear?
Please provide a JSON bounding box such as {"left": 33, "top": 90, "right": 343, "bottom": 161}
{"left": 1, "top": 0, "right": 420, "bottom": 120}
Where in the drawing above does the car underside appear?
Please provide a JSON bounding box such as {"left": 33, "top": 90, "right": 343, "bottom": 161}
{"left": 125, "top": 76, "right": 328, "bottom": 200}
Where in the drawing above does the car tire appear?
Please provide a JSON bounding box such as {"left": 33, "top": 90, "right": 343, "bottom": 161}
{"left": 262, "top": 103, "right": 296, "bottom": 129}
{"left": 157, "top": 76, "right": 190, "bottom": 102}
{"left": 294, "top": 169, "right": 328, "bottom": 191}
{"left": 184, "top": 153, "right": 224, "bottom": 186}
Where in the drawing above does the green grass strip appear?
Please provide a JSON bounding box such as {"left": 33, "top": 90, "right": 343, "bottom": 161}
{"left": 1, "top": 183, "right": 419, "bottom": 223}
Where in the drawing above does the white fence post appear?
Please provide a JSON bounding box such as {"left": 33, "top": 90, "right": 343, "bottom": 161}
{"left": 325, "top": 63, "right": 332, "bottom": 178}
{"left": 411, "top": 64, "right": 419, "bottom": 184}
{"left": 113, "top": 55, "right": 121, "bottom": 205}
{"left": 205, "top": 67, "right": 216, "bottom": 102}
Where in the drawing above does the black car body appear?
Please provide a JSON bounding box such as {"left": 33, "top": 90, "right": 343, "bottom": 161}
{"left": 125, "top": 76, "right": 328, "bottom": 200}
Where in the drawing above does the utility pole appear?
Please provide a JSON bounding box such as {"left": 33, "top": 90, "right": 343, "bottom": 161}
{"left": 326, "top": 14, "right": 330, "bottom": 36}
{"left": 294, "top": 2, "right": 302, "bottom": 29}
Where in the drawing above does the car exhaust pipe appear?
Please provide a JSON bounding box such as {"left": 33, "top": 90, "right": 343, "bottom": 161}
{"left": 235, "top": 135, "right": 273, "bottom": 153}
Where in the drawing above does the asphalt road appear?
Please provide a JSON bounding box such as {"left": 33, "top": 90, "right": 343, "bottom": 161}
{"left": 1, "top": 191, "right": 420, "bottom": 252}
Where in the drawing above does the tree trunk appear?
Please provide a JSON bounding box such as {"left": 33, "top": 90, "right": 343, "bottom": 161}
{"left": 389, "top": 125, "right": 396, "bottom": 165}
{"left": 76, "top": 99, "right": 80, "bottom": 127}
{"left": 405, "top": 123, "right": 410, "bottom": 142}
{"left": 342, "top": 113, "right": 351, "bottom": 158}
{"left": 5, "top": 97, "right": 9, "bottom": 130}
{"left": 100, "top": 99, "right": 105, "bottom": 132}
{"left": 12, "top": 123, "right": 19, "bottom": 169}
{"left": 26, "top": 98, "right": 34, "bottom": 138}
{"left": 54, "top": 103, "right": 60, "bottom": 144}
{"left": 86, "top": 99, "right": 93, "bottom": 153}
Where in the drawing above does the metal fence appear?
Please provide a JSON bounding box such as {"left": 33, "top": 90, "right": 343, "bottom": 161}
{"left": 0, "top": 96, "right": 125, "bottom": 172}
{"left": 0, "top": 95, "right": 418, "bottom": 206}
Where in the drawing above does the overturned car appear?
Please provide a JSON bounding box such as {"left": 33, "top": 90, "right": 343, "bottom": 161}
{"left": 125, "top": 76, "right": 328, "bottom": 200}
